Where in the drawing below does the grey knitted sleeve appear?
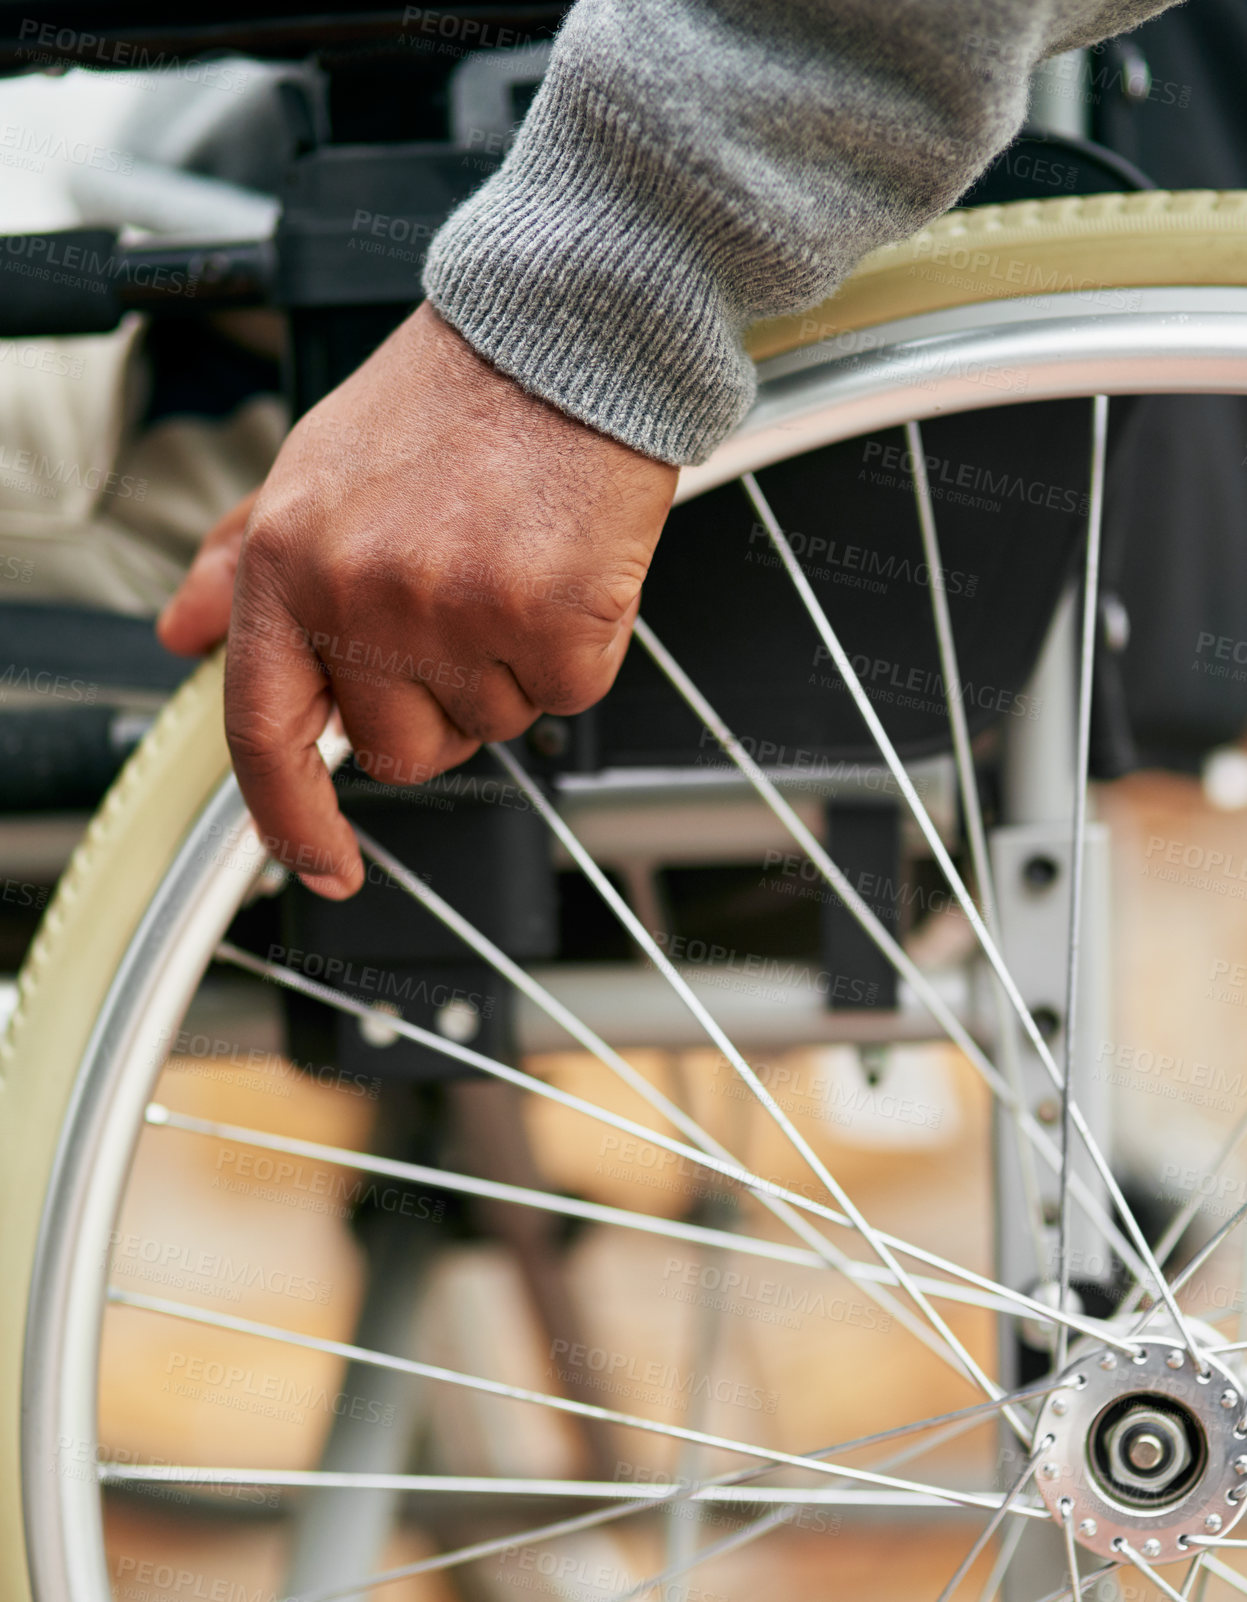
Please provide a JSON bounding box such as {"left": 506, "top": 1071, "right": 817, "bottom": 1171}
{"left": 422, "top": 0, "right": 1180, "bottom": 466}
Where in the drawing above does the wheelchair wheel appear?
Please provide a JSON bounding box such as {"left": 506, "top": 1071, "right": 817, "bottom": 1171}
{"left": 6, "top": 190, "right": 1247, "bottom": 1602}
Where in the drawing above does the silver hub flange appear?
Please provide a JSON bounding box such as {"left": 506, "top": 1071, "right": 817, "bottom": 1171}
{"left": 1034, "top": 1332, "right": 1247, "bottom": 1563}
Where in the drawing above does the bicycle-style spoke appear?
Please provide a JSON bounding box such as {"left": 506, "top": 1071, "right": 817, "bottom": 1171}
{"left": 352, "top": 819, "right": 969, "bottom": 1375}
{"left": 1035, "top": 1563, "right": 1117, "bottom": 1602}
{"left": 933, "top": 1443, "right": 1048, "bottom": 1602}
{"left": 467, "top": 761, "right": 1005, "bottom": 1408}
{"left": 167, "top": 1404, "right": 1037, "bottom": 1602}
{"left": 1200, "top": 1554, "right": 1247, "bottom": 1595}
{"left": 1060, "top": 1499, "right": 1082, "bottom": 1601}
{"left": 631, "top": 616, "right": 1153, "bottom": 1299}
{"left": 906, "top": 417, "right": 1048, "bottom": 1285}
{"left": 976, "top": 1517, "right": 1028, "bottom": 1601}
{"left": 105, "top": 1286, "right": 1055, "bottom": 1516}
{"left": 102, "top": 1377, "right": 1058, "bottom": 1602}
{"left": 1115, "top": 1539, "right": 1195, "bottom": 1602}
{"left": 1122, "top": 1105, "right": 1247, "bottom": 1319}
{"left": 146, "top": 1100, "right": 1059, "bottom": 1320}
{"left": 97, "top": 1468, "right": 987, "bottom": 1504}
{"left": 650, "top": 477, "right": 1198, "bottom": 1355}
{"left": 1180, "top": 1552, "right": 1212, "bottom": 1599}
{"left": 208, "top": 945, "right": 1138, "bottom": 1354}
{"left": 598, "top": 1388, "right": 1054, "bottom": 1602}
{"left": 1054, "top": 394, "right": 1109, "bottom": 1372}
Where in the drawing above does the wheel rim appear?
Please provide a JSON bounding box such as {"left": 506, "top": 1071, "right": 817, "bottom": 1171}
{"left": 23, "top": 291, "right": 1247, "bottom": 1602}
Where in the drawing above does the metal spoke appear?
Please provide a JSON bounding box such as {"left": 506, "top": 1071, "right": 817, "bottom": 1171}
{"left": 354, "top": 820, "right": 964, "bottom": 1376}
{"left": 1060, "top": 1498, "right": 1082, "bottom": 1602}
{"left": 1201, "top": 1554, "right": 1247, "bottom": 1595}
{"left": 975, "top": 1517, "right": 1028, "bottom": 1602}
{"left": 1034, "top": 1563, "right": 1117, "bottom": 1602}
{"left": 475, "top": 758, "right": 1004, "bottom": 1410}
{"left": 611, "top": 1504, "right": 801, "bottom": 1602}
{"left": 106, "top": 1286, "right": 1052, "bottom": 1516}
{"left": 932, "top": 1443, "right": 1048, "bottom": 1602}
{"left": 1121, "top": 1105, "right": 1247, "bottom": 1318}
{"left": 1134, "top": 1201, "right": 1247, "bottom": 1350}
{"left": 1116, "top": 1538, "right": 1195, "bottom": 1602}
{"left": 145, "top": 1099, "right": 1110, "bottom": 1329}
{"left": 147, "top": 1102, "right": 873, "bottom": 1283}
{"left": 629, "top": 615, "right": 1151, "bottom": 1293}
{"left": 1181, "top": 1551, "right": 1212, "bottom": 1599}
{"left": 906, "top": 418, "right": 1047, "bottom": 1281}
{"left": 205, "top": 948, "right": 1138, "bottom": 1355}
{"left": 103, "top": 1378, "right": 1063, "bottom": 1602}
{"left": 217, "top": 1400, "right": 1042, "bottom": 1602}
{"left": 98, "top": 1469, "right": 979, "bottom": 1503}
{"left": 635, "top": 583, "right": 1191, "bottom": 1357}
{"left": 1055, "top": 393, "right": 1109, "bottom": 1373}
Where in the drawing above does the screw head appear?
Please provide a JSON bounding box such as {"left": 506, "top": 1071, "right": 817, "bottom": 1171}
{"left": 1234, "top": 1455, "right": 1247, "bottom": 1476}
{"left": 1051, "top": 1397, "right": 1068, "bottom": 1416}
{"left": 1036, "top": 1098, "right": 1060, "bottom": 1125}
{"left": 1206, "top": 1514, "right": 1224, "bottom": 1534}
{"left": 1223, "top": 1389, "right": 1240, "bottom": 1411}
{"left": 1142, "top": 1539, "right": 1162, "bottom": 1558}
{"left": 1099, "top": 1353, "right": 1118, "bottom": 1371}
{"left": 1079, "top": 1518, "right": 1097, "bottom": 1537}
{"left": 1166, "top": 1350, "right": 1184, "bottom": 1369}
{"left": 436, "top": 997, "right": 481, "bottom": 1044}
{"left": 527, "top": 715, "right": 571, "bottom": 759}
{"left": 1023, "top": 854, "right": 1060, "bottom": 890}
{"left": 1040, "top": 1461, "right": 1060, "bottom": 1480}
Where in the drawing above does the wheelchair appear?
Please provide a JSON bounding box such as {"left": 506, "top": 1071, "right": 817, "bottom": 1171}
{"left": 3, "top": 7, "right": 1247, "bottom": 1599}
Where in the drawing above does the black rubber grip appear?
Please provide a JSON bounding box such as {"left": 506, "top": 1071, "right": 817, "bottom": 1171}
{"left": 0, "top": 229, "right": 123, "bottom": 336}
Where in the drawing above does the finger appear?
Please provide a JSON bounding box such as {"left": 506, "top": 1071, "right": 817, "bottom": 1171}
{"left": 224, "top": 561, "right": 364, "bottom": 899}
{"left": 424, "top": 658, "right": 538, "bottom": 744}
{"left": 512, "top": 600, "right": 640, "bottom": 717}
{"left": 158, "top": 490, "right": 260, "bottom": 656}
{"left": 334, "top": 674, "right": 479, "bottom": 790}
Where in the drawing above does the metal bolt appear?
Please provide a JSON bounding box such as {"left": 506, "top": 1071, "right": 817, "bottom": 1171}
{"left": 357, "top": 1001, "right": 402, "bottom": 1049}
{"left": 1036, "top": 1098, "right": 1060, "bottom": 1126}
{"left": 1206, "top": 1514, "right": 1224, "bottom": 1534}
{"left": 527, "top": 715, "right": 571, "bottom": 759}
{"left": 1234, "top": 1455, "right": 1247, "bottom": 1476}
{"left": 1099, "top": 1353, "right": 1118, "bottom": 1371}
{"left": 1079, "top": 1518, "right": 1097, "bottom": 1538}
{"left": 1126, "top": 1432, "right": 1165, "bottom": 1472}
{"left": 1051, "top": 1397, "right": 1068, "bottom": 1416}
{"left": 1023, "top": 854, "right": 1060, "bottom": 890}
{"left": 1040, "top": 1462, "right": 1060, "bottom": 1481}
{"left": 1223, "top": 1390, "right": 1240, "bottom": 1411}
{"left": 1142, "top": 1539, "right": 1162, "bottom": 1559}
{"left": 1166, "top": 1350, "right": 1184, "bottom": 1369}
{"left": 436, "top": 997, "right": 481, "bottom": 1044}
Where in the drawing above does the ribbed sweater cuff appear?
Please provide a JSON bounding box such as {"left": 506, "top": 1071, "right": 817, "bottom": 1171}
{"left": 422, "top": 80, "right": 755, "bottom": 467}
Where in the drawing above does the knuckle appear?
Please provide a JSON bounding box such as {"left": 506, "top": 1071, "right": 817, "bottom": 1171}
{"left": 224, "top": 709, "right": 287, "bottom": 779}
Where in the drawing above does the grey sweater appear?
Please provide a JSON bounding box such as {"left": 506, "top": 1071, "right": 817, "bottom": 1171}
{"left": 423, "top": 0, "right": 1180, "bottom": 466}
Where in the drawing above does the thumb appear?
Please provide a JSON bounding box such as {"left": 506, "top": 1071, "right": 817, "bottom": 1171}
{"left": 158, "top": 490, "right": 259, "bottom": 656}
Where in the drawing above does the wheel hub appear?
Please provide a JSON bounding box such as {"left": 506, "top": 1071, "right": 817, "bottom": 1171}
{"left": 1034, "top": 1330, "right": 1247, "bottom": 1563}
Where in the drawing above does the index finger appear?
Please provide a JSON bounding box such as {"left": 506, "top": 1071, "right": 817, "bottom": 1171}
{"left": 223, "top": 555, "right": 364, "bottom": 899}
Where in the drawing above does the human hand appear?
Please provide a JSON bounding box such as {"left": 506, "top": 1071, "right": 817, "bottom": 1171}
{"left": 157, "top": 301, "right": 678, "bottom": 897}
